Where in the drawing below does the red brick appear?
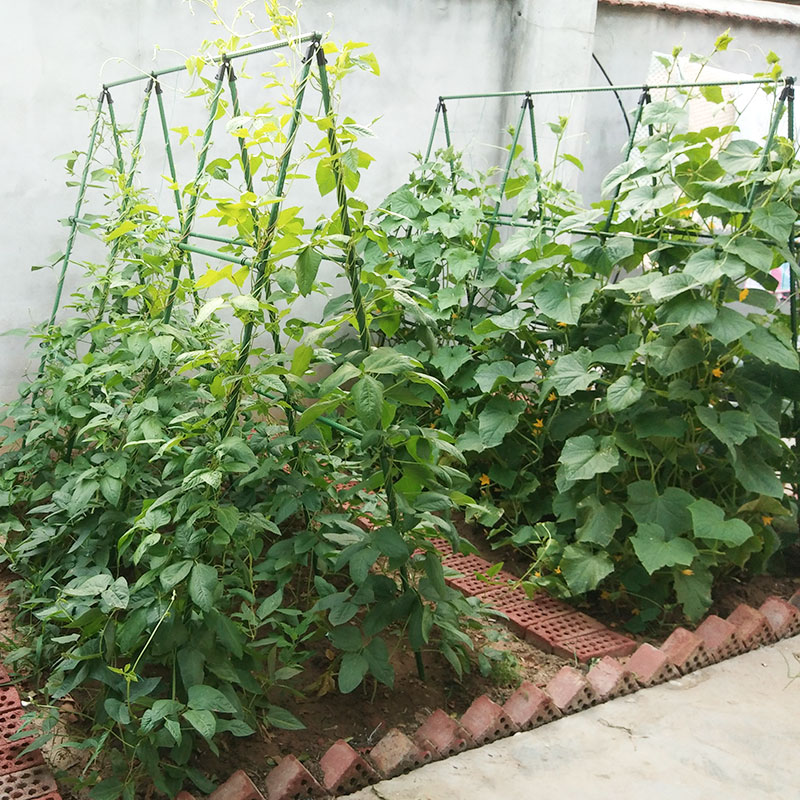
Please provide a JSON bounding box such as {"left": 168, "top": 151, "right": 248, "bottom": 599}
{"left": 727, "top": 604, "right": 775, "bottom": 649}
{"left": 503, "top": 681, "right": 561, "bottom": 730}
{"left": 586, "top": 656, "right": 638, "bottom": 701}
{"left": 0, "top": 666, "right": 10, "bottom": 684}
{"left": 414, "top": 709, "right": 474, "bottom": 758}
{"left": 175, "top": 792, "right": 198, "bottom": 800}
{"left": 481, "top": 588, "right": 572, "bottom": 638}
{"left": 459, "top": 694, "right": 517, "bottom": 745}
{"left": 790, "top": 589, "right": 800, "bottom": 612}
{"left": 551, "top": 629, "right": 637, "bottom": 662}
{"left": 0, "top": 708, "right": 25, "bottom": 744}
{"left": 524, "top": 612, "right": 604, "bottom": 653}
{"left": 545, "top": 666, "right": 597, "bottom": 714}
{"left": 264, "top": 755, "right": 326, "bottom": 800}
{"left": 0, "top": 765, "right": 58, "bottom": 799}
{"left": 443, "top": 554, "right": 511, "bottom": 597}
{"left": 0, "top": 741, "right": 44, "bottom": 776}
{"left": 429, "top": 538, "right": 454, "bottom": 556}
{"left": 625, "top": 643, "right": 680, "bottom": 687}
{"left": 368, "top": 728, "right": 431, "bottom": 779}
{"left": 320, "top": 739, "right": 377, "bottom": 795}
{"left": 0, "top": 687, "right": 20, "bottom": 714}
{"left": 660, "top": 627, "right": 712, "bottom": 673}
{"left": 759, "top": 596, "right": 800, "bottom": 639}
{"left": 208, "top": 770, "right": 265, "bottom": 800}
{"left": 441, "top": 552, "right": 492, "bottom": 571}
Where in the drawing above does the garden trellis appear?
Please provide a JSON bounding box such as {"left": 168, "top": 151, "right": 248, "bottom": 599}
{"left": 424, "top": 76, "right": 799, "bottom": 352}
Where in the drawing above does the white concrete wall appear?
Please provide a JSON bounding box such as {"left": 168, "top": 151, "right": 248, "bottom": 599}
{"left": 0, "top": 0, "right": 598, "bottom": 399}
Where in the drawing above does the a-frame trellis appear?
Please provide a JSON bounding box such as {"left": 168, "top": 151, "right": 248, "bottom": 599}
{"left": 42, "top": 31, "right": 370, "bottom": 442}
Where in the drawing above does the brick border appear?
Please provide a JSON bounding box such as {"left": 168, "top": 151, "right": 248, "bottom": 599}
{"left": 190, "top": 591, "right": 800, "bottom": 800}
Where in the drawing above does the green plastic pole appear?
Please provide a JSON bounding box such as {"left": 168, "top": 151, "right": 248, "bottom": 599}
{"left": 163, "top": 62, "right": 228, "bottom": 323}
{"left": 526, "top": 95, "right": 543, "bottom": 217}
{"left": 470, "top": 96, "right": 529, "bottom": 298}
{"left": 316, "top": 46, "right": 371, "bottom": 352}
{"left": 104, "top": 89, "right": 125, "bottom": 173}
{"left": 94, "top": 78, "right": 154, "bottom": 322}
{"left": 603, "top": 87, "right": 649, "bottom": 232}
{"left": 220, "top": 43, "right": 318, "bottom": 438}
{"left": 43, "top": 90, "right": 106, "bottom": 345}
{"left": 177, "top": 242, "right": 253, "bottom": 266}
{"left": 786, "top": 78, "right": 799, "bottom": 512}
{"left": 440, "top": 99, "right": 456, "bottom": 178}
{"left": 424, "top": 101, "right": 442, "bottom": 161}
{"left": 745, "top": 84, "right": 788, "bottom": 211}
{"left": 101, "top": 33, "right": 320, "bottom": 89}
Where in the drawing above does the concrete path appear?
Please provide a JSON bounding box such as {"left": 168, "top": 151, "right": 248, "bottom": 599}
{"left": 350, "top": 635, "right": 800, "bottom": 800}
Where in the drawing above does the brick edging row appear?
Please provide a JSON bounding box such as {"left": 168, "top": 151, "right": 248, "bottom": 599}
{"left": 182, "top": 590, "right": 800, "bottom": 800}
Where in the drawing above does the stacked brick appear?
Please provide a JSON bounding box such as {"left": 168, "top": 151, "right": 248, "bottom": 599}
{"left": 187, "top": 591, "right": 800, "bottom": 800}
{"left": 0, "top": 665, "right": 61, "bottom": 800}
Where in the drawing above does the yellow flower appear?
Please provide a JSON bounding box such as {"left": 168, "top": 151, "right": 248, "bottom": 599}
{"left": 548, "top": 392, "right": 557, "bottom": 402}
{"left": 532, "top": 428, "right": 542, "bottom": 437}
{"left": 762, "top": 515, "right": 774, "bottom": 526}
{"left": 631, "top": 608, "right": 641, "bottom": 616}
{"left": 479, "top": 473, "right": 490, "bottom": 486}
{"left": 534, "top": 571, "right": 541, "bottom": 578}
{"left": 554, "top": 566, "right": 562, "bottom": 575}
{"left": 533, "top": 418, "right": 544, "bottom": 429}
{"left": 711, "top": 367, "right": 723, "bottom": 378}
{"left": 681, "top": 568, "right": 694, "bottom": 576}
{"left": 546, "top": 359, "right": 554, "bottom": 366}
{"left": 557, "top": 321, "right": 567, "bottom": 328}
{"left": 600, "top": 591, "right": 611, "bottom": 600}
{"left": 739, "top": 287, "right": 749, "bottom": 302}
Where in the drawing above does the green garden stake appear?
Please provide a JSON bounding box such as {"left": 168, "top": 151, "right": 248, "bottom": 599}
{"left": 744, "top": 82, "right": 788, "bottom": 212}
{"left": 105, "top": 89, "right": 126, "bottom": 174}
{"left": 424, "top": 100, "right": 442, "bottom": 162}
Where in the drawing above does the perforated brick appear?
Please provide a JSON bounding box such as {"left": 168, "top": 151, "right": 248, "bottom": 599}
{"left": 625, "top": 643, "right": 680, "bottom": 687}
{"left": 0, "top": 690, "right": 19, "bottom": 716}
{"left": 448, "top": 569, "right": 518, "bottom": 597}
{"left": 503, "top": 681, "right": 561, "bottom": 730}
{"left": 264, "top": 755, "right": 326, "bottom": 800}
{"left": 428, "top": 538, "right": 454, "bottom": 556}
{"left": 0, "top": 764, "right": 58, "bottom": 800}
{"left": 586, "top": 656, "right": 638, "bottom": 701}
{"left": 552, "top": 628, "right": 637, "bottom": 662}
{"left": 790, "top": 589, "right": 800, "bottom": 612}
{"left": 459, "top": 695, "right": 517, "bottom": 745}
{"left": 695, "top": 615, "right": 745, "bottom": 662}
{"left": 414, "top": 709, "right": 474, "bottom": 758}
{"left": 441, "top": 552, "right": 492, "bottom": 571}
{"left": 0, "top": 708, "right": 25, "bottom": 745}
{"left": 0, "top": 668, "right": 10, "bottom": 686}
{"left": 727, "top": 604, "right": 775, "bottom": 650}
{"left": 368, "top": 728, "right": 431, "bottom": 779}
{"left": 0, "top": 742, "right": 44, "bottom": 777}
{"left": 660, "top": 627, "right": 712, "bottom": 673}
{"left": 319, "top": 739, "right": 377, "bottom": 795}
{"left": 545, "top": 666, "right": 598, "bottom": 714}
{"left": 524, "top": 612, "right": 605, "bottom": 653}
{"left": 759, "top": 596, "right": 800, "bottom": 639}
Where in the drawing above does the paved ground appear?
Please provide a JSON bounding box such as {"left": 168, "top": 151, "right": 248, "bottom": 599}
{"left": 350, "top": 635, "right": 800, "bottom": 800}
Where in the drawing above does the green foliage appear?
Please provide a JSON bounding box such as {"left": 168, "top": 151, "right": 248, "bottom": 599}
{"left": 371, "top": 53, "right": 798, "bottom": 628}
{"left": 0, "top": 19, "right": 478, "bottom": 800}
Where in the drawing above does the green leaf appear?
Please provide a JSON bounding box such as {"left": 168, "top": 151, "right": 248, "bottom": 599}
{"left": 556, "top": 435, "right": 619, "bottom": 490}
{"left": 364, "top": 637, "right": 395, "bottom": 688}
{"left": 265, "top": 705, "right": 305, "bottom": 730}
{"left": 474, "top": 362, "right": 515, "bottom": 392}
{"left": 104, "top": 697, "right": 131, "bottom": 725}
{"left": 630, "top": 523, "right": 698, "bottom": 574}
{"left": 741, "top": 327, "right": 799, "bottom": 370}
{"left": 641, "top": 101, "right": 688, "bottom": 128}
{"left": 663, "top": 297, "right": 717, "bottom": 332}
{"left": 653, "top": 338, "right": 705, "bottom": 377}
{"left": 105, "top": 220, "right": 136, "bottom": 241}
{"left": 257, "top": 589, "right": 283, "bottom": 620}
{"left": 189, "top": 563, "right": 217, "bottom": 612}
{"left": 707, "top": 307, "right": 754, "bottom": 345}
{"left": 626, "top": 482, "right": 693, "bottom": 537}
{"left": 733, "top": 443, "right": 785, "bottom": 498}
{"left": 444, "top": 247, "right": 480, "bottom": 280}
{"left": 187, "top": 685, "right": 237, "bottom": 714}
{"left": 699, "top": 84, "right": 723, "bottom": 103}
{"left": 477, "top": 396, "right": 526, "bottom": 448}
{"left": 101, "top": 577, "right": 129, "bottom": 610}
{"left": 182, "top": 709, "right": 216, "bottom": 741}
{"left": 726, "top": 237, "right": 774, "bottom": 273}
{"left": 674, "top": 565, "right": 713, "bottom": 621}
{"left": 544, "top": 348, "right": 595, "bottom": 396}
{"left": 230, "top": 294, "right": 259, "bottom": 313}
{"left": 296, "top": 247, "right": 322, "bottom": 296}
{"left": 688, "top": 499, "right": 754, "bottom": 546}
{"left": 160, "top": 560, "right": 193, "bottom": 591}
{"left": 374, "top": 526, "right": 409, "bottom": 561}
{"left": 751, "top": 201, "right": 796, "bottom": 243}
{"left": 717, "top": 139, "right": 760, "bottom": 173}
{"left": 576, "top": 496, "right": 623, "bottom": 546}
{"left": 329, "top": 625, "right": 362, "bottom": 652}
{"left": 295, "top": 398, "right": 342, "bottom": 433}
{"left": 695, "top": 406, "right": 756, "bottom": 451}
{"left": 389, "top": 188, "right": 422, "bottom": 218}
{"left": 363, "top": 348, "right": 416, "bottom": 375}
{"left": 351, "top": 376, "right": 383, "bottom": 429}
{"left": 430, "top": 345, "right": 472, "bottom": 379}
{"left": 535, "top": 277, "right": 599, "bottom": 324}
{"left": 290, "top": 344, "right": 314, "bottom": 377}
{"left": 99, "top": 476, "right": 122, "bottom": 507}
{"left": 560, "top": 545, "right": 614, "bottom": 592}
{"left": 338, "top": 652, "right": 369, "bottom": 693}
{"left": 150, "top": 335, "right": 174, "bottom": 365}
{"left": 196, "top": 297, "right": 225, "bottom": 324}
{"left": 606, "top": 375, "right": 644, "bottom": 412}
{"left": 64, "top": 573, "right": 112, "bottom": 597}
